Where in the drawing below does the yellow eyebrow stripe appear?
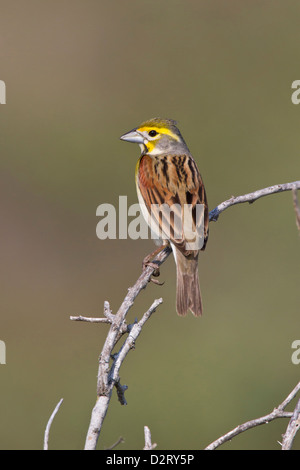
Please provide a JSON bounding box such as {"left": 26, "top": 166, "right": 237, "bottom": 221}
{"left": 137, "top": 126, "right": 180, "bottom": 142}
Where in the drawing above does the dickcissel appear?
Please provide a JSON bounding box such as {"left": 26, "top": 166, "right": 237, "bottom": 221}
{"left": 120, "top": 118, "right": 209, "bottom": 316}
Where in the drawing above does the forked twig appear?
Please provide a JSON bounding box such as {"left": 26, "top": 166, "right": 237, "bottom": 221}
{"left": 82, "top": 298, "right": 163, "bottom": 450}
{"left": 205, "top": 382, "right": 300, "bottom": 450}
{"left": 43, "top": 399, "right": 64, "bottom": 450}
{"left": 144, "top": 426, "right": 157, "bottom": 450}
{"left": 281, "top": 398, "right": 300, "bottom": 450}
{"left": 209, "top": 181, "right": 300, "bottom": 221}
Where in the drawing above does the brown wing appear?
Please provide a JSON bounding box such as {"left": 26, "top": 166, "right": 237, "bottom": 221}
{"left": 137, "top": 153, "right": 209, "bottom": 256}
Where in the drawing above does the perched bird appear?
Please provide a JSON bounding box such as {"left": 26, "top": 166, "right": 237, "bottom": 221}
{"left": 120, "top": 118, "right": 209, "bottom": 316}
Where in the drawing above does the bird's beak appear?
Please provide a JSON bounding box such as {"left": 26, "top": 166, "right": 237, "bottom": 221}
{"left": 120, "top": 129, "right": 144, "bottom": 144}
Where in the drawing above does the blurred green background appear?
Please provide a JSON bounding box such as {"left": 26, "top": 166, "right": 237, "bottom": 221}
{"left": 0, "top": 0, "right": 299, "bottom": 450}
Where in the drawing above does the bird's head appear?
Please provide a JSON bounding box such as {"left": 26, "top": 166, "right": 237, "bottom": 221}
{"left": 120, "top": 118, "right": 189, "bottom": 156}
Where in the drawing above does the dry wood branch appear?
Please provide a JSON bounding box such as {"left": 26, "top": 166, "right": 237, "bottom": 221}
{"left": 292, "top": 188, "right": 300, "bottom": 234}
{"left": 104, "top": 436, "right": 125, "bottom": 450}
{"left": 205, "top": 382, "right": 300, "bottom": 450}
{"left": 43, "top": 399, "right": 64, "bottom": 450}
{"left": 83, "top": 298, "right": 163, "bottom": 450}
{"left": 70, "top": 315, "right": 110, "bottom": 324}
{"left": 281, "top": 398, "right": 300, "bottom": 450}
{"left": 144, "top": 426, "right": 157, "bottom": 450}
{"left": 209, "top": 181, "right": 300, "bottom": 221}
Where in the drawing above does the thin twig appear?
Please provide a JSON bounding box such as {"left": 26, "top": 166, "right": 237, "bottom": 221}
{"left": 70, "top": 300, "right": 129, "bottom": 336}
{"left": 209, "top": 181, "right": 300, "bottom": 221}
{"left": 292, "top": 188, "right": 300, "bottom": 235}
{"left": 43, "top": 399, "right": 64, "bottom": 450}
{"left": 84, "top": 298, "right": 163, "bottom": 450}
{"left": 104, "top": 436, "right": 125, "bottom": 450}
{"left": 70, "top": 315, "right": 110, "bottom": 323}
{"left": 205, "top": 382, "right": 300, "bottom": 450}
{"left": 143, "top": 426, "right": 157, "bottom": 450}
{"left": 278, "top": 381, "right": 300, "bottom": 410}
{"left": 281, "top": 398, "right": 300, "bottom": 450}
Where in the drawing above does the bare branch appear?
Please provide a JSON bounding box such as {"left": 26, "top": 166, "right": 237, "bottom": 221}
{"left": 104, "top": 300, "right": 115, "bottom": 322}
{"left": 70, "top": 315, "right": 110, "bottom": 323}
{"left": 70, "top": 301, "right": 129, "bottom": 336}
{"left": 70, "top": 301, "right": 116, "bottom": 324}
{"left": 43, "top": 399, "right": 64, "bottom": 450}
{"left": 104, "top": 436, "right": 125, "bottom": 450}
{"left": 209, "top": 181, "right": 300, "bottom": 221}
{"left": 205, "top": 382, "right": 300, "bottom": 450}
{"left": 278, "top": 381, "right": 300, "bottom": 410}
{"left": 110, "top": 299, "right": 163, "bottom": 387}
{"left": 143, "top": 426, "right": 157, "bottom": 450}
{"left": 281, "top": 398, "right": 300, "bottom": 450}
{"left": 84, "top": 298, "right": 163, "bottom": 450}
{"left": 292, "top": 188, "right": 300, "bottom": 235}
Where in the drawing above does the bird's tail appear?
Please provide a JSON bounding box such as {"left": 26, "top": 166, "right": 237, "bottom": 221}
{"left": 174, "top": 247, "right": 202, "bottom": 317}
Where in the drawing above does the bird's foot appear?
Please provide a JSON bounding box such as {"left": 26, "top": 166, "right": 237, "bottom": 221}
{"left": 142, "top": 254, "right": 164, "bottom": 286}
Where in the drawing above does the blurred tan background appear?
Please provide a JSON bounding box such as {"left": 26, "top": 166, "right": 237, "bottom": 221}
{"left": 0, "top": 0, "right": 299, "bottom": 450}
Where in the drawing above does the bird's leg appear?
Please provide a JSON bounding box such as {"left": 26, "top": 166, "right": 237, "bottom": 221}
{"left": 142, "top": 244, "right": 166, "bottom": 285}
{"left": 142, "top": 244, "right": 165, "bottom": 273}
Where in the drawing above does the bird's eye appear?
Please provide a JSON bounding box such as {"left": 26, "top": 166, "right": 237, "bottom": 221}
{"left": 148, "top": 130, "right": 158, "bottom": 137}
